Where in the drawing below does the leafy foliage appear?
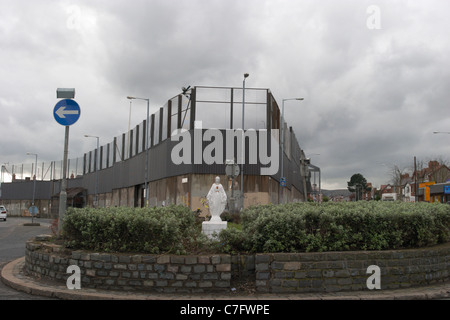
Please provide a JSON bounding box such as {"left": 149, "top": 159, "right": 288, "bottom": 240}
{"left": 218, "top": 202, "right": 450, "bottom": 253}
{"left": 62, "top": 205, "right": 210, "bottom": 254}
{"left": 62, "top": 202, "right": 450, "bottom": 254}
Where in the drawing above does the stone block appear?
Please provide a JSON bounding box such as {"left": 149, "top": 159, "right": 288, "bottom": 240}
{"left": 131, "top": 255, "right": 142, "bottom": 263}
{"left": 167, "top": 265, "right": 179, "bottom": 273}
{"left": 203, "top": 273, "right": 219, "bottom": 280}
{"left": 202, "top": 221, "right": 227, "bottom": 239}
{"left": 157, "top": 255, "right": 170, "bottom": 264}
{"left": 176, "top": 274, "right": 188, "bottom": 280}
{"left": 185, "top": 256, "right": 198, "bottom": 265}
{"left": 193, "top": 265, "right": 206, "bottom": 273}
{"left": 215, "top": 281, "right": 230, "bottom": 288}
{"left": 113, "top": 264, "right": 127, "bottom": 270}
{"left": 171, "top": 256, "right": 185, "bottom": 264}
{"left": 216, "top": 264, "right": 231, "bottom": 272}
{"left": 256, "top": 263, "right": 268, "bottom": 271}
{"left": 180, "top": 266, "right": 192, "bottom": 273}
{"left": 284, "top": 262, "right": 302, "bottom": 271}
{"left": 198, "top": 256, "right": 211, "bottom": 264}
{"left": 220, "top": 272, "right": 231, "bottom": 280}
{"left": 211, "top": 255, "right": 221, "bottom": 264}
{"left": 142, "top": 256, "right": 156, "bottom": 264}
{"left": 255, "top": 254, "right": 270, "bottom": 263}
{"left": 199, "top": 281, "right": 213, "bottom": 288}
{"left": 118, "top": 256, "right": 131, "bottom": 263}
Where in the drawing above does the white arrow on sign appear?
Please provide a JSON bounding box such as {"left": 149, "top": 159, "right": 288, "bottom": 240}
{"left": 55, "top": 106, "right": 80, "bottom": 118}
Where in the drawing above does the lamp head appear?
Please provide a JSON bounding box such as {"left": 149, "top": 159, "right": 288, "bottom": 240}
{"left": 244, "top": 73, "right": 249, "bottom": 78}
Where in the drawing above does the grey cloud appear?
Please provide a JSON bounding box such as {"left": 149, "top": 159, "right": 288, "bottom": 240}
{"left": 1, "top": 0, "right": 449, "bottom": 189}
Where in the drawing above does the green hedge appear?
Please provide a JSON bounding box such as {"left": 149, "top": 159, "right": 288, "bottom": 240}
{"left": 62, "top": 205, "right": 208, "bottom": 254}
{"left": 62, "top": 202, "right": 450, "bottom": 254}
{"left": 219, "top": 201, "right": 450, "bottom": 253}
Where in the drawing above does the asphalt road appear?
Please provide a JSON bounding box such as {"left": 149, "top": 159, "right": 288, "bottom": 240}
{"left": 0, "top": 217, "right": 57, "bottom": 300}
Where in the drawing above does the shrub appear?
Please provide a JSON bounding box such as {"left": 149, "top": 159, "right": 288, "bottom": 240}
{"left": 61, "top": 202, "right": 450, "bottom": 254}
{"left": 62, "top": 205, "right": 209, "bottom": 254}
{"left": 218, "top": 201, "right": 450, "bottom": 253}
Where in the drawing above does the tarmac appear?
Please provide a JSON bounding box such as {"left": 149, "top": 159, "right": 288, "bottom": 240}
{"left": 1, "top": 257, "right": 450, "bottom": 300}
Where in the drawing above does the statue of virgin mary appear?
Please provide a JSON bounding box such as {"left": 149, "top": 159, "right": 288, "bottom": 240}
{"left": 206, "top": 176, "right": 227, "bottom": 222}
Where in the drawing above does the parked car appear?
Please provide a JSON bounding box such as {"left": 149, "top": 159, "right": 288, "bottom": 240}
{"left": 0, "top": 205, "right": 7, "bottom": 221}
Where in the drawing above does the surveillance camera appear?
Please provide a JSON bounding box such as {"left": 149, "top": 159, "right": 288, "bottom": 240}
{"left": 182, "top": 86, "right": 191, "bottom": 94}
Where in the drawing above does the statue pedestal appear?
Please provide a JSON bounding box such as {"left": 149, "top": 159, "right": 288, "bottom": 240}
{"left": 202, "top": 221, "right": 227, "bottom": 239}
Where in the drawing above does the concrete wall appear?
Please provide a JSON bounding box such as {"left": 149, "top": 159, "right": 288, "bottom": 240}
{"left": 0, "top": 199, "right": 52, "bottom": 217}
{"left": 1, "top": 172, "right": 305, "bottom": 219}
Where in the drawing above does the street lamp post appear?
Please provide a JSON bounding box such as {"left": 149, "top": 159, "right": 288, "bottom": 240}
{"left": 84, "top": 135, "right": 99, "bottom": 207}
{"left": 280, "top": 98, "right": 304, "bottom": 204}
{"left": 26, "top": 152, "right": 38, "bottom": 223}
{"left": 127, "top": 96, "right": 150, "bottom": 207}
{"left": 127, "top": 100, "right": 133, "bottom": 159}
{"left": 240, "top": 73, "right": 249, "bottom": 210}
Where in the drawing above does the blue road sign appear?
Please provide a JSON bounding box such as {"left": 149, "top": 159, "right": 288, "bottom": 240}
{"left": 445, "top": 186, "right": 450, "bottom": 194}
{"left": 53, "top": 99, "right": 80, "bottom": 126}
{"left": 29, "top": 206, "right": 38, "bottom": 216}
{"left": 280, "top": 177, "right": 286, "bottom": 187}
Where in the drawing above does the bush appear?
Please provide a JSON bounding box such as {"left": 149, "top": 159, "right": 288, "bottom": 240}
{"left": 218, "top": 201, "right": 450, "bottom": 253}
{"left": 61, "top": 202, "right": 450, "bottom": 254}
{"left": 62, "top": 205, "right": 210, "bottom": 254}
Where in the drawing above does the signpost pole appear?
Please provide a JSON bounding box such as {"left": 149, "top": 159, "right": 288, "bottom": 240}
{"left": 58, "top": 125, "right": 69, "bottom": 236}
{"left": 54, "top": 89, "right": 79, "bottom": 236}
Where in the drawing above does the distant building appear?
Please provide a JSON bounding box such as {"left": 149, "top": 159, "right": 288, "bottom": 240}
{"left": 377, "top": 160, "right": 450, "bottom": 203}
{"left": 322, "top": 189, "right": 352, "bottom": 202}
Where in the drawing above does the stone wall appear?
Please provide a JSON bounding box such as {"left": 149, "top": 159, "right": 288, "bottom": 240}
{"left": 255, "top": 244, "right": 450, "bottom": 293}
{"left": 25, "top": 239, "right": 231, "bottom": 293}
{"left": 25, "top": 237, "right": 450, "bottom": 294}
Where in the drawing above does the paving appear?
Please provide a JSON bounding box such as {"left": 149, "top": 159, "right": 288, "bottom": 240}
{"left": 2, "top": 257, "right": 449, "bottom": 300}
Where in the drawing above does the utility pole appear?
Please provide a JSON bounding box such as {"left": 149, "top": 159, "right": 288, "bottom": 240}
{"left": 414, "top": 156, "right": 418, "bottom": 202}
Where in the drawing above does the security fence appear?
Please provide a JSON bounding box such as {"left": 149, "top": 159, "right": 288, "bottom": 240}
{"left": 1, "top": 86, "right": 304, "bottom": 185}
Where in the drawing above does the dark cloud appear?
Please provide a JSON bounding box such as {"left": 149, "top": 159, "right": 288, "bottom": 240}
{"left": 1, "top": 0, "right": 449, "bottom": 188}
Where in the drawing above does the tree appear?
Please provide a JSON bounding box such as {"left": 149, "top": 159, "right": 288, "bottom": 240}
{"left": 389, "top": 165, "right": 408, "bottom": 201}
{"left": 347, "top": 173, "right": 371, "bottom": 201}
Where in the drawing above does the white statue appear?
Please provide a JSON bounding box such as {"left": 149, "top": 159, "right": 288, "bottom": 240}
{"left": 206, "top": 176, "right": 227, "bottom": 222}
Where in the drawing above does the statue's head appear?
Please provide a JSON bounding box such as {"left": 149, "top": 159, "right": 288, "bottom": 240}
{"left": 215, "top": 176, "right": 220, "bottom": 184}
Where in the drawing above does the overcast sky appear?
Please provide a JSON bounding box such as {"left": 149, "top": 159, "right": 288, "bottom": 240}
{"left": 1, "top": 0, "right": 449, "bottom": 189}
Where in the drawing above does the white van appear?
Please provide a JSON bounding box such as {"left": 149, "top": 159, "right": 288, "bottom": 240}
{"left": 0, "top": 205, "right": 7, "bottom": 221}
{"left": 381, "top": 193, "right": 397, "bottom": 201}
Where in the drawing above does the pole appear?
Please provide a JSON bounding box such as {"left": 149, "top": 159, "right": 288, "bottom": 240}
{"left": 95, "top": 137, "right": 99, "bottom": 207}
{"left": 145, "top": 99, "right": 149, "bottom": 207}
{"left": 318, "top": 168, "right": 321, "bottom": 204}
{"left": 280, "top": 99, "right": 285, "bottom": 204}
{"left": 127, "top": 101, "right": 132, "bottom": 159}
{"left": 414, "top": 156, "right": 418, "bottom": 203}
{"left": 32, "top": 154, "right": 37, "bottom": 223}
{"left": 58, "top": 126, "right": 69, "bottom": 236}
{"left": 240, "top": 77, "right": 246, "bottom": 210}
